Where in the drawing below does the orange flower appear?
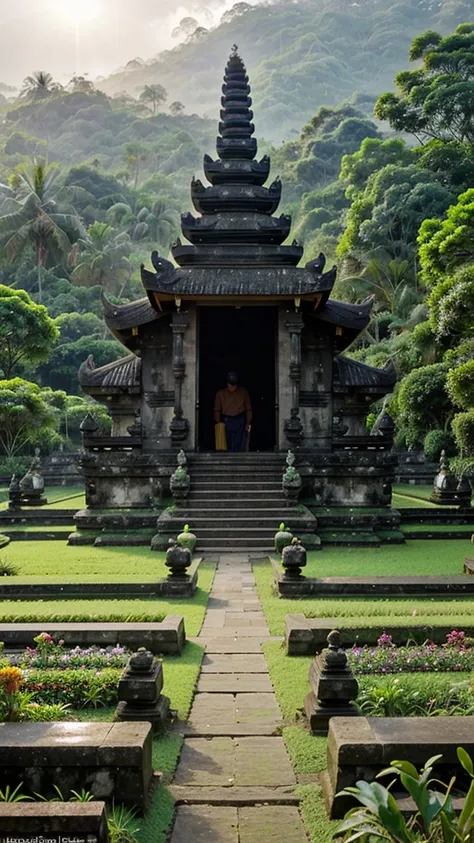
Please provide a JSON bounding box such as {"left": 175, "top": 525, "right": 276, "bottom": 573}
{"left": 0, "top": 666, "right": 23, "bottom": 693}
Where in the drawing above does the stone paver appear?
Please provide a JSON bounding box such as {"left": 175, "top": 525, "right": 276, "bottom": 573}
{"left": 199, "top": 639, "right": 269, "bottom": 653}
{"left": 171, "top": 805, "right": 238, "bottom": 843}
{"left": 239, "top": 806, "right": 308, "bottom": 843}
{"left": 174, "top": 737, "right": 234, "bottom": 786}
{"left": 234, "top": 737, "right": 295, "bottom": 786}
{"left": 201, "top": 654, "right": 268, "bottom": 673}
{"left": 169, "top": 554, "right": 307, "bottom": 843}
{"left": 197, "top": 674, "right": 273, "bottom": 693}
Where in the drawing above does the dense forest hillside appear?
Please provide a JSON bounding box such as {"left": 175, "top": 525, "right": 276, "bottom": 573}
{"left": 97, "top": 0, "right": 473, "bottom": 142}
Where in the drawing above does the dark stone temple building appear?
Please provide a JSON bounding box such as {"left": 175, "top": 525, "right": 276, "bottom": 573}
{"left": 76, "top": 47, "right": 399, "bottom": 551}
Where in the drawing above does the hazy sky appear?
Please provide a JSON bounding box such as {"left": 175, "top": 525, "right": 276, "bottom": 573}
{"left": 0, "top": 0, "right": 244, "bottom": 88}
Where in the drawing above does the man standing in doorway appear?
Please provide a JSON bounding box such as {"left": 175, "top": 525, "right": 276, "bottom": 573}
{"left": 214, "top": 372, "right": 252, "bottom": 452}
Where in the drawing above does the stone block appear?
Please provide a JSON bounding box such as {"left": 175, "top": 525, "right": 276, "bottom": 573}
{"left": 0, "top": 802, "right": 108, "bottom": 843}
{"left": 0, "top": 615, "right": 185, "bottom": 654}
{"left": 285, "top": 614, "right": 474, "bottom": 655}
{"left": 0, "top": 722, "right": 152, "bottom": 813}
{"left": 324, "top": 716, "right": 474, "bottom": 818}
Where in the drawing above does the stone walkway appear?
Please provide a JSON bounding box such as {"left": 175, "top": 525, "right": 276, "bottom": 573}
{"left": 169, "top": 554, "right": 308, "bottom": 842}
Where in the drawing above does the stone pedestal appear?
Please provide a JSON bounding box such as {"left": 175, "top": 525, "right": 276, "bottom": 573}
{"left": 115, "top": 647, "right": 170, "bottom": 728}
{"left": 304, "top": 630, "right": 359, "bottom": 734}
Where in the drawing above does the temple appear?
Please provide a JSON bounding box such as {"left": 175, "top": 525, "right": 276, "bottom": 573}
{"left": 76, "top": 47, "right": 399, "bottom": 551}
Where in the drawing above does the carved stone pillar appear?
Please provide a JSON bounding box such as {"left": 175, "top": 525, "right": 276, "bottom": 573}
{"left": 284, "top": 312, "right": 304, "bottom": 445}
{"left": 169, "top": 312, "right": 189, "bottom": 445}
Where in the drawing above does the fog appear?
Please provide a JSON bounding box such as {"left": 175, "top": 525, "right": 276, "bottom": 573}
{"left": 0, "top": 0, "right": 249, "bottom": 88}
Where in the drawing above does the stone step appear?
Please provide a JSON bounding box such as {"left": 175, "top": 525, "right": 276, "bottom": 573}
{"left": 319, "top": 529, "right": 380, "bottom": 546}
{"left": 197, "top": 674, "right": 273, "bottom": 693}
{"left": 186, "top": 496, "right": 287, "bottom": 507}
{"left": 197, "top": 527, "right": 292, "bottom": 536}
{"left": 169, "top": 785, "right": 300, "bottom": 805}
{"left": 191, "top": 478, "right": 283, "bottom": 495}
{"left": 198, "top": 538, "right": 273, "bottom": 549}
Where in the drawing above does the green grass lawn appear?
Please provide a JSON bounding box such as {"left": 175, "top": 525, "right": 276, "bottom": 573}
{"left": 392, "top": 492, "right": 438, "bottom": 508}
{"left": 0, "top": 560, "right": 214, "bottom": 634}
{"left": 255, "top": 546, "right": 474, "bottom": 636}
{"left": 301, "top": 540, "right": 471, "bottom": 578}
{"left": 0, "top": 486, "right": 85, "bottom": 510}
{"left": 0, "top": 541, "right": 190, "bottom": 581}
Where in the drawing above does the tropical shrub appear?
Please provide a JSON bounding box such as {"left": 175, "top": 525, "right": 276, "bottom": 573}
{"left": 336, "top": 747, "right": 474, "bottom": 842}
{"left": 423, "top": 429, "right": 456, "bottom": 462}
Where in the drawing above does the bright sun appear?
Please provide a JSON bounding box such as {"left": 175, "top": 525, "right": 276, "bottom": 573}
{"left": 51, "top": 0, "right": 101, "bottom": 26}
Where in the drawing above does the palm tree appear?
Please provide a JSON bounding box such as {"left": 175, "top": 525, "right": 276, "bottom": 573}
{"left": 105, "top": 198, "right": 177, "bottom": 246}
{"left": 20, "top": 71, "right": 60, "bottom": 99}
{"left": 0, "top": 161, "right": 84, "bottom": 301}
{"left": 139, "top": 84, "right": 167, "bottom": 114}
{"left": 70, "top": 221, "right": 133, "bottom": 296}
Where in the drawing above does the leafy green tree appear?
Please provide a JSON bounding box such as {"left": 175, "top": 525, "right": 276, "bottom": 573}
{"left": 375, "top": 24, "right": 474, "bottom": 145}
{"left": 418, "top": 188, "right": 474, "bottom": 285}
{"left": 54, "top": 312, "right": 103, "bottom": 342}
{"left": 0, "top": 285, "right": 59, "bottom": 379}
{"left": 396, "top": 363, "right": 454, "bottom": 444}
{"left": 0, "top": 378, "right": 60, "bottom": 457}
{"left": 20, "top": 71, "right": 60, "bottom": 100}
{"left": 38, "top": 336, "right": 124, "bottom": 394}
{"left": 428, "top": 263, "right": 474, "bottom": 342}
{"left": 0, "top": 161, "right": 84, "bottom": 301}
{"left": 447, "top": 360, "right": 474, "bottom": 412}
{"left": 338, "top": 164, "right": 454, "bottom": 260}
{"left": 124, "top": 141, "right": 150, "bottom": 189}
{"left": 70, "top": 222, "right": 132, "bottom": 295}
{"left": 139, "top": 85, "right": 167, "bottom": 114}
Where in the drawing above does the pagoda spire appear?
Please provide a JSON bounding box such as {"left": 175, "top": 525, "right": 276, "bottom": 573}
{"left": 217, "top": 45, "right": 257, "bottom": 160}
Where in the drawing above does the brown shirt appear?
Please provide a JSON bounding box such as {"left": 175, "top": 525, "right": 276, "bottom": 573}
{"left": 214, "top": 386, "right": 252, "bottom": 424}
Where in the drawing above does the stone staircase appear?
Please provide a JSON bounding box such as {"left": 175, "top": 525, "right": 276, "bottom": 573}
{"left": 180, "top": 454, "right": 313, "bottom": 556}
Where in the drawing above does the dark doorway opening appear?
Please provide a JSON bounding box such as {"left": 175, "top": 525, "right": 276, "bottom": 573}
{"left": 197, "top": 306, "right": 277, "bottom": 452}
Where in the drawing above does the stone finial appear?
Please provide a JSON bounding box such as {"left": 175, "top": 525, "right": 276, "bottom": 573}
{"left": 286, "top": 450, "right": 295, "bottom": 468}
{"left": 177, "top": 449, "right": 187, "bottom": 468}
{"left": 79, "top": 412, "right": 99, "bottom": 434}
{"left": 304, "top": 628, "right": 359, "bottom": 734}
{"left": 116, "top": 646, "right": 170, "bottom": 728}
{"left": 129, "top": 647, "right": 154, "bottom": 673}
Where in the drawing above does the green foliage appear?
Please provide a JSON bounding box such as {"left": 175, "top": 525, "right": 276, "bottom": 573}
{"left": 452, "top": 412, "right": 474, "bottom": 458}
{"left": 419, "top": 190, "right": 474, "bottom": 286}
{"left": 0, "top": 285, "right": 59, "bottom": 378}
{"left": 25, "top": 668, "right": 120, "bottom": 708}
{"left": 423, "top": 429, "right": 456, "bottom": 462}
{"left": 40, "top": 336, "right": 123, "bottom": 394}
{"left": 447, "top": 360, "right": 474, "bottom": 411}
{"left": 0, "top": 377, "right": 60, "bottom": 457}
{"left": 396, "top": 363, "right": 453, "bottom": 444}
{"left": 428, "top": 264, "right": 474, "bottom": 343}
{"left": 375, "top": 23, "right": 474, "bottom": 145}
{"left": 336, "top": 747, "right": 474, "bottom": 842}
{"left": 71, "top": 221, "right": 132, "bottom": 295}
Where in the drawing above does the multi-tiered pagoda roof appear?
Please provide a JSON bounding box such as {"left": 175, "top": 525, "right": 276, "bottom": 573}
{"left": 93, "top": 46, "right": 395, "bottom": 395}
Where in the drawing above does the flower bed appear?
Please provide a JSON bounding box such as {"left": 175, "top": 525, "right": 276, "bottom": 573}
{"left": 16, "top": 634, "right": 130, "bottom": 670}
{"left": 24, "top": 667, "right": 121, "bottom": 708}
{"left": 348, "top": 630, "right": 474, "bottom": 675}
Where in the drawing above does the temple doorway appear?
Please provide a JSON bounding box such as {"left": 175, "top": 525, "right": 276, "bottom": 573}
{"left": 197, "top": 306, "right": 277, "bottom": 452}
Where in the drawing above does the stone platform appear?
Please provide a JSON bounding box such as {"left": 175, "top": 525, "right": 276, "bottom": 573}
{"left": 0, "top": 615, "right": 185, "bottom": 654}
{"left": 285, "top": 613, "right": 474, "bottom": 654}
{"left": 323, "top": 715, "right": 474, "bottom": 818}
{"left": 0, "top": 721, "right": 152, "bottom": 812}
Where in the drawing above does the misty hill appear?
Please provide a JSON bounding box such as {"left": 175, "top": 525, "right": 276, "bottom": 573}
{"left": 1, "top": 91, "right": 214, "bottom": 176}
{"left": 97, "top": 0, "right": 472, "bottom": 142}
